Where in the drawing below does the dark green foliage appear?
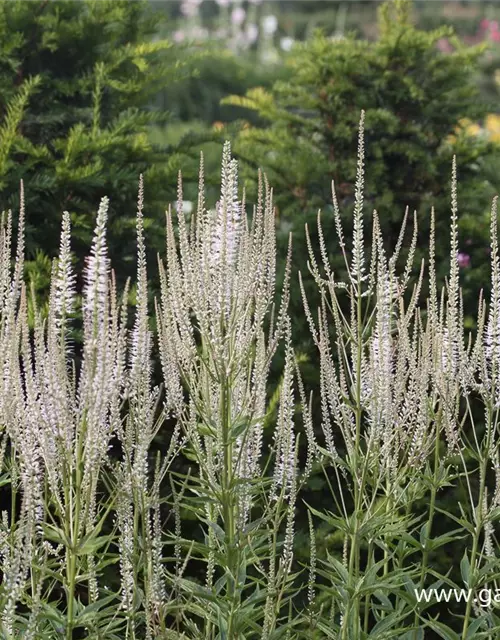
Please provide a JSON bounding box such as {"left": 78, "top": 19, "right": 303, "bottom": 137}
{"left": 0, "top": 0, "right": 217, "bottom": 285}
{"left": 149, "top": 45, "right": 290, "bottom": 211}
{"left": 223, "top": 0, "right": 499, "bottom": 345}
{"left": 157, "top": 47, "right": 289, "bottom": 128}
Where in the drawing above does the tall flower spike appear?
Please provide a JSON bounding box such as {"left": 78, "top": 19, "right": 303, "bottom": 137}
{"left": 0, "top": 208, "right": 12, "bottom": 313}
{"left": 210, "top": 142, "right": 242, "bottom": 317}
{"left": 351, "top": 110, "right": 367, "bottom": 289}
{"left": 3, "top": 182, "right": 25, "bottom": 338}
{"left": 368, "top": 210, "right": 394, "bottom": 442}
{"left": 53, "top": 211, "right": 75, "bottom": 336}
{"left": 486, "top": 197, "right": 500, "bottom": 405}
{"left": 130, "top": 174, "right": 150, "bottom": 386}
{"left": 271, "top": 320, "right": 296, "bottom": 501}
{"left": 449, "top": 156, "right": 459, "bottom": 317}
{"left": 435, "top": 160, "right": 462, "bottom": 401}
{"left": 428, "top": 207, "right": 438, "bottom": 331}
{"left": 83, "top": 196, "right": 110, "bottom": 321}
{"left": 444, "top": 160, "right": 463, "bottom": 397}
{"left": 12, "top": 180, "right": 25, "bottom": 301}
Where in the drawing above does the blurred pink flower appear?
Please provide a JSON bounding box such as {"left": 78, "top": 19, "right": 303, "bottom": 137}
{"left": 232, "top": 7, "right": 246, "bottom": 26}
{"left": 173, "top": 30, "right": 185, "bottom": 43}
{"left": 437, "top": 38, "right": 452, "bottom": 53}
{"left": 478, "top": 18, "right": 500, "bottom": 42}
{"left": 457, "top": 252, "right": 471, "bottom": 268}
{"left": 246, "top": 23, "right": 259, "bottom": 44}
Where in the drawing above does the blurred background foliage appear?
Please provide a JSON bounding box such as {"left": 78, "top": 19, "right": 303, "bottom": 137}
{"left": 0, "top": 0, "right": 226, "bottom": 300}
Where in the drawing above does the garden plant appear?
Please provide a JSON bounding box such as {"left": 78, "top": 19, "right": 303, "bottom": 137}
{"left": 2, "top": 112, "right": 500, "bottom": 639}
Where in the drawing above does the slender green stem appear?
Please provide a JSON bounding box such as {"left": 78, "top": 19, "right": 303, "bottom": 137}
{"left": 461, "top": 404, "right": 495, "bottom": 640}
{"left": 413, "top": 403, "right": 442, "bottom": 637}
{"left": 343, "top": 285, "right": 364, "bottom": 640}
{"left": 66, "top": 430, "right": 83, "bottom": 640}
{"left": 221, "top": 374, "right": 237, "bottom": 638}
{"left": 379, "top": 477, "right": 394, "bottom": 623}
{"left": 461, "top": 520, "right": 481, "bottom": 640}
{"left": 363, "top": 540, "right": 374, "bottom": 634}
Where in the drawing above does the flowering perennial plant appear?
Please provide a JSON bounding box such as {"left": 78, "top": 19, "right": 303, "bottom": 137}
{"left": 1, "top": 116, "right": 500, "bottom": 638}
{"left": 300, "top": 113, "right": 500, "bottom": 639}
{"left": 156, "top": 142, "right": 303, "bottom": 637}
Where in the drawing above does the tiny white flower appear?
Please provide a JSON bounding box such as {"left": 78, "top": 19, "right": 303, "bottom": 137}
{"left": 262, "top": 14, "right": 278, "bottom": 35}
{"left": 280, "top": 36, "right": 294, "bottom": 52}
{"left": 182, "top": 200, "right": 193, "bottom": 215}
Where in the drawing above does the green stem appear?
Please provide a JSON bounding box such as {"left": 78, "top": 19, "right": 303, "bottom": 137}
{"left": 380, "top": 477, "right": 394, "bottom": 622}
{"left": 221, "top": 375, "right": 237, "bottom": 638}
{"left": 461, "top": 520, "right": 481, "bottom": 640}
{"left": 461, "top": 404, "right": 494, "bottom": 640}
{"left": 66, "top": 432, "right": 83, "bottom": 640}
{"left": 343, "top": 285, "right": 364, "bottom": 640}
{"left": 413, "top": 403, "right": 442, "bottom": 637}
{"left": 363, "top": 540, "right": 374, "bottom": 634}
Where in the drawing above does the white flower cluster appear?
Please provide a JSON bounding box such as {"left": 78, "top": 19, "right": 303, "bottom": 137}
{"left": 157, "top": 142, "right": 301, "bottom": 537}
{"left": 303, "top": 111, "right": 500, "bottom": 507}
{"left": 3, "top": 119, "right": 500, "bottom": 635}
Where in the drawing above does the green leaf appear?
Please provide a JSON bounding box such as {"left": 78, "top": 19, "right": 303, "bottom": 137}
{"left": 426, "top": 619, "right": 460, "bottom": 640}
{"left": 76, "top": 592, "right": 120, "bottom": 626}
{"left": 77, "top": 533, "right": 113, "bottom": 556}
{"left": 206, "top": 519, "right": 225, "bottom": 543}
{"left": 461, "top": 551, "right": 471, "bottom": 586}
{"left": 465, "top": 616, "right": 487, "bottom": 638}
{"left": 41, "top": 522, "right": 71, "bottom": 548}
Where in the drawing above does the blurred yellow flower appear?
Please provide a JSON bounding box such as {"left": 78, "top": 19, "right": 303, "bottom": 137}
{"left": 446, "top": 118, "right": 479, "bottom": 145}
{"left": 457, "top": 118, "right": 481, "bottom": 136}
{"left": 212, "top": 121, "right": 225, "bottom": 131}
{"left": 445, "top": 114, "right": 500, "bottom": 145}
{"left": 486, "top": 113, "right": 500, "bottom": 142}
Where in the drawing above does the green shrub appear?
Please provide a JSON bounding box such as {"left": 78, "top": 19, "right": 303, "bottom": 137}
{"left": 0, "top": 0, "right": 216, "bottom": 285}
